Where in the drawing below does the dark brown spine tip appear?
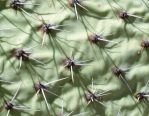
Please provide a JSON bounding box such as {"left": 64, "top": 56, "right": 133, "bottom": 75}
{"left": 85, "top": 91, "right": 100, "bottom": 102}
{"left": 10, "top": 0, "right": 24, "bottom": 10}
{"left": 39, "top": 23, "right": 57, "bottom": 34}
{"left": 141, "top": 40, "right": 149, "bottom": 48}
{"left": 63, "top": 58, "right": 75, "bottom": 69}
{"left": 88, "top": 34, "right": 100, "bottom": 44}
{"left": 4, "top": 101, "right": 14, "bottom": 110}
{"left": 11, "top": 48, "right": 30, "bottom": 61}
{"left": 33, "top": 82, "right": 48, "bottom": 93}
{"left": 119, "top": 11, "right": 129, "bottom": 19}
{"left": 111, "top": 66, "right": 124, "bottom": 77}
{"left": 33, "top": 83, "right": 40, "bottom": 92}
{"left": 41, "top": 23, "right": 50, "bottom": 33}
{"left": 85, "top": 92, "right": 91, "bottom": 102}
{"left": 68, "top": 0, "right": 80, "bottom": 7}
{"left": 135, "top": 92, "right": 147, "bottom": 102}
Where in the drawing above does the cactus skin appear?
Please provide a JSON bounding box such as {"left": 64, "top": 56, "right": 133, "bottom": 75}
{"left": 0, "top": 0, "right": 149, "bottom": 116}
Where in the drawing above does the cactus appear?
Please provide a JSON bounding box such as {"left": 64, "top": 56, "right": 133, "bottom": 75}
{"left": 0, "top": 0, "right": 149, "bottom": 116}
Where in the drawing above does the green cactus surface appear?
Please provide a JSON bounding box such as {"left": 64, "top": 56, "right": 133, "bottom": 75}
{"left": 0, "top": 0, "right": 149, "bottom": 116}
